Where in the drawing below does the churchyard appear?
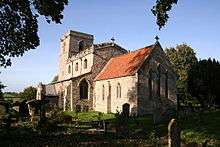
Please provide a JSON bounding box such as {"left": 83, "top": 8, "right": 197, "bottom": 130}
{"left": 1, "top": 1, "right": 220, "bottom": 147}
{"left": 0, "top": 103, "right": 220, "bottom": 146}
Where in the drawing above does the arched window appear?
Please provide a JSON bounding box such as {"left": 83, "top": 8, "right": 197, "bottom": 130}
{"left": 157, "top": 65, "right": 161, "bottom": 97}
{"left": 68, "top": 65, "right": 71, "bottom": 74}
{"left": 84, "top": 59, "right": 87, "bottom": 69}
{"left": 149, "top": 69, "right": 152, "bottom": 99}
{"left": 165, "top": 71, "right": 168, "bottom": 98}
{"left": 117, "top": 83, "right": 121, "bottom": 98}
{"left": 79, "top": 79, "right": 88, "bottom": 99}
{"left": 102, "top": 85, "right": 105, "bottom": 100}
{"left": 79, "top": 41, "right": 84, "bottom": 52}
{"left": 75, "top": 62, "right": 78, "bottom": 71}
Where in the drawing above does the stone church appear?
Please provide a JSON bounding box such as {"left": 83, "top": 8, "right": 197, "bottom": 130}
{"left": 37, "top": 30, "right": 177, "bottom": 116}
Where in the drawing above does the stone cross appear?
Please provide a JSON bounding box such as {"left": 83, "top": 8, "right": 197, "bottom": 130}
{"left": 111, "top": 37, "right": 115, "bottom": 44}
{"left": 168, "top": 119, "right": 181, "bottom": 147}
{"left": 155, "top": 36, "right": 160, "bottom": 42}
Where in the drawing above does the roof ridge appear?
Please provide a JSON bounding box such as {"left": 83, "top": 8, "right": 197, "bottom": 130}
{"left": 95, "top": 44, "right": 155, "bottom": 81}
{"left": 108, "top": 44, "right": 154, "bottom": 59}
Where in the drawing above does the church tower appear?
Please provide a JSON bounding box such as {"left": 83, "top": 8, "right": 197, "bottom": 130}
{"left": 58, "top": 30, "right": 94, "bottom": 81}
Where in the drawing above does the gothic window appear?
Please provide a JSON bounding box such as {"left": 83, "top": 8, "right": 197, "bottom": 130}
{"left": 157, "top": 65, "right": 161, "bottom": 97}
{"left": 79, "top": 41, "right": 84, "bottom": 52}
{"left": 108, "top": 82, "right": 111, "bottom": 98}
{"left": 149, "top": 69, "right": 152, "bottom": 99}
{"left": 79, "top": 79, "right": 88, "bottom": 99}
{"left": 75, "top": 62, "right": 78, "bottom": 71}
{"left": 165, "top": 71, "right": 168, "bottom": 98}
{"left": 102, "top": 85, "right": 105, "bottom": 100}
{"left": 68, "top": 65, "right": 71, "bottom": 74}
{"left": 84, "top": 59, "right": 87, "bottom": 69}
{"left": 117, "top": 83, "right": 121, "bottom": 98}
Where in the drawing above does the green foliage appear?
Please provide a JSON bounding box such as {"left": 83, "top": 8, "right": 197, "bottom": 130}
{"left": 165, "top": 44, "right": 197, "bottom": 81}
{"left": 18, "top": 86, "right": 37, "bottom": 100}
{"left": 0, "top": 111, "right": 220, "bottom": 146}
{"left": 180, "top": 110, "right": 220, "bottom": 143}
{"left": 3, "top": 92, "right": 18, "bottom": 98}
{"left": 152, "top": 0, "right": 178, "bottom": 29}
{"left": 0, "top": 82, "right": 6, "bottom": 100}
{"left": 0, "top": 0, "right": 68, "bottom": 67}
{"left": 165, "top": 44, "right": 197, "bottom": 104}
{"left": 63, "top": 111, "right": 115, "bottom": 122}
{"left": 188, "top": 58, "right": 220, "bottom": 107}
{"left": 148, "top": 129, "right": 159, "bottom": 144}
{"left": 166, "top": 44, "right": 220, "bottom": 107}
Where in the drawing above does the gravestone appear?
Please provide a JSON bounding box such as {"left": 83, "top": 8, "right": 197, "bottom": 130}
{"left": 76, "top": 105, "right": 81, "bottom": 112}
{"left": 0, "top": 101, "right": 9, "bottom": 116}
{"left": 122, "top": 103, "right": 130, "bottom": 117}
{"left": 168, "top": 119, "right": 181, "bottom": 147}
{"left": 83, "top": 105, "right": 89, "bottom": 112}
{"left": 0, "top": 105, "right": 6, "bottom": 116}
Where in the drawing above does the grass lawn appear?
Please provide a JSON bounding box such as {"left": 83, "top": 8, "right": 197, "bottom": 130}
{"left": 1, "top": 110, "right": 219, "bottom": 146}
{"left": 3, "top": 93, "right": 16, "bottom": 98}
{"left": 63, "top": 111, "right": 115, "bottom": 122}
{"left": 180, "top": 110, "right": 220, "bottom": 144}
{"left": 62, "top": 110, "right": 220, "bottom": 144}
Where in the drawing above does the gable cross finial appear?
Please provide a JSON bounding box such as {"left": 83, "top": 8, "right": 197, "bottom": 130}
{"left": 111, "top": 37, "right": 115, "bottom": 44}
{"left": 155, "top": 35, "right": 159, "bottom": 42}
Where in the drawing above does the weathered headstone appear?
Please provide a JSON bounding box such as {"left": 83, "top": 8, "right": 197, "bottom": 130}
{"left": 0, "top": 104, "right": 6, "bottom": 116}
{"left": 83, "top": 105, "right": 89, "bottom": 112}
{"left": 76, "top": 105, "right": 81, "bottom": 112}
{"left": 168, "top": 119, "right": 181, "bottom": 147}
{"left": 122, "top": 103, "right": 130, "bottom": 117}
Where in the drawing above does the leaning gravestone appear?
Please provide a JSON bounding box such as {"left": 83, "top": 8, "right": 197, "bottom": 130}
{"left": 0, "top": 105, "right": 6, "bottom": 116}
{"left": 0, "top": 101, "right": 9, "bottom": 116}
{"left": 168, "top": 119, "right": 181, "bottom": 147}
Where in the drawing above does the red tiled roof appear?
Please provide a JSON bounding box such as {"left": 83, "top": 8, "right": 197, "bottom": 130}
{"left": 95, "top": 46, "right": 153, "bottom": 81}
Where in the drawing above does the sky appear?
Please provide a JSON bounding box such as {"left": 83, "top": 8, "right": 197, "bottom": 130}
{"left": 1, "top": 0, "right": 220, "bottom": 92}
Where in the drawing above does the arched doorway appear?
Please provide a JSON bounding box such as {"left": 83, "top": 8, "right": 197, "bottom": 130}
{"left": 122, "top": 103, "right": 130, "bottom": 117}
{"left": 79, "top": 79, "right": 88, "bottom": 99}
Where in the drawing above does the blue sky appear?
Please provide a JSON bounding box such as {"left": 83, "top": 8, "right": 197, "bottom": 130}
{"left": 1, "top": 0, "right": 220, "bottom": 92}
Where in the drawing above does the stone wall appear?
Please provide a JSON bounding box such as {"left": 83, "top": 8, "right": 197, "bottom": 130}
{"left": 69, "top": 44, "right": 127, "bottom": 111}
{"left": 54, "top": 30, "right": 127, "bottom": 111}
{"left": 137, "top": 43, "right": 177, "bottom": 116}
{"left": 58, "top": 31, "right": 94, "bottom": 81}
{"left": 94, "top": 75, "right": 138, "bottom": 115}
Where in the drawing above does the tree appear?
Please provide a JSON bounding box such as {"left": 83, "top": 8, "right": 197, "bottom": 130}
{"left": 0, "top": 82, "right": 6, "bottom": 100}
{"left": 0, "top": 0, "right": 68, "bottom": 98}
{"left": 165, "top": 44, "right": 197, "bottom": 104}
{"left": 188, "top": 58, "right": 220, "bottom": 108}
{"left": 0, "top": 0, "right": 68, "bottom": 67}
{"left": 19, "top": 86, "right": 37, "bottom": 100}
{"left": 152, "top": 0, "right": 178, "bottom": 29}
